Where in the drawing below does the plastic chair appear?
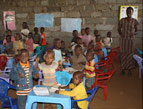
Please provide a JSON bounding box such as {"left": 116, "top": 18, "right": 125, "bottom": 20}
{"left": 111, "top": 46, "right": 120, "bottom": 62}
{"left": 0, "top": 67, "right": 12, "bottom": 84}
{"left": 56, "top": 71, "right": 72, "bottom": 86}
{"left": 102, "top": 48, "right": 107, "bottom": 57}
{"left": 92, "top": 69, "right": 116, "bottom": 100}
{"left": 71, "top": 85, "right": 99, "bottom": 109}
{"left": 38, "top": 70, "right": 43, "bottom": 85}
{"left": 136, "top": 48, "right": 143, "bottom": 55}
{"left": 0, "top": 78, "right": 18, "bottom": 109}
{"left": 0, "top": 55, "right": 8, "bottom": 70}
{"left": 133, "top": 54, "right": 143, "bottom": 79}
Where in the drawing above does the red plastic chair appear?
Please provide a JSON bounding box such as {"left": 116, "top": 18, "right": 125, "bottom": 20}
{"left": 92, "top": 68, "right": 116, "bottom": 100}
{"left": 111, "top": 46, "right": 120, "bottom": 62}
{"left": 0, "top": 55, "right": 8, "bottom": 70}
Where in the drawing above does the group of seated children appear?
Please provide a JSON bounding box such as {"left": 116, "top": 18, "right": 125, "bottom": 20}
{"left": 3, "top": 24, "right": 113, "bottom": 109}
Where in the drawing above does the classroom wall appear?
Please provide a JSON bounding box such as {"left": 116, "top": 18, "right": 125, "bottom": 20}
{"left": 0, "top": 0, "right": 142, "bottom": 47}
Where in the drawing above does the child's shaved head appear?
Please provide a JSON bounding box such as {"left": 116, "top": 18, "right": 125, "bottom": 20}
{"left": 73, "top": 71, "right": 84, "bottom": 80}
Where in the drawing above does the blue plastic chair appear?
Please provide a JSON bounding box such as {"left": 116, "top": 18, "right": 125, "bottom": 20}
{"left": 0, "top": 78, "right": 18, "bottom": 109}
{"left": 71, "top": 85, "right": 99, "bottom": 109}
{"left": 133, "top": 54, "right": 143, "bottom": 79}
{"left": 56, "top": 71, "right": 72, "bottom": 86}
{"left": 136, "top": 48, "right": 143, "bottom": 55}
{"left": 102, "top": 48, "right": 108, "bottom": 57}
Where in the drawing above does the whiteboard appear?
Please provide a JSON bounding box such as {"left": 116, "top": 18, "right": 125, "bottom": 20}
{"left": 119, "top": 6, "right": 139, "bottom": 20}
{"left": 35, "top": 14, "right": 53, "bottom": 27}
{"left": 61, "top": 18, "right": 81, "bottom": 33}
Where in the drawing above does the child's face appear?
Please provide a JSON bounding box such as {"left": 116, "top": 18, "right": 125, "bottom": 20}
{"left": 15, "top": 35, "right": 20, "bottom": 41}
{"left": 75, "top": 47, "right": 82, "bottom": 57}
{"left": 77, "top": 39, "right": 82, "bottom": 45}
{"left": 107, "top": 32, "right": 111, "bottom": 37}
{"left": 81, "top": 29, "right": 85, "bottom": 35}
{"left": 61, "top": 42, "right": 65, "bottom": 49}
{"left": 72, "top": 31, "right": 78, "bottom": 37}
{"left": 40, "top": 29, "right": 44, "bottom": 33}
{"left": 28, "top": 33, "right": 32, "bottom": 38}
{"left": 45, "top": 53, "right": 54, "bottom": 65}
{"left": 7, "top": 31, "right": 12, "bottom": 36}
{"left": 55, "top": 40, "right": 61, "bottom": 49}
{"left": 20, "top": 52, "right": 29, "bottom": 64}
{"left": 85, "top": 29, "right": 90, "bottom": 35}
{"left": 72, "top": 74, "right": 82, "bottom": 85}
{"left": 88, "top": 43, "right": 94, "bottom": 50}
{"left": 34, "top": 28, "right": 38, "bottom": 33}
{"left": 86, "top": 52, "right": 94, "bottom": 62}
{"left": 6, "top": 36, "right": 11, "bottom": 43}
{"left": 94, "top": 30, "right": 98, "bottom": 36}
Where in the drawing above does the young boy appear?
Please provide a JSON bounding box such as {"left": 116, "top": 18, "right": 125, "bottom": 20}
{"left": 82, "top": 27, "right": 94, "bottom": 46}
{"left": 4, "top": 35, "right": 14, "bottom": 55}
{"left": 83, "top": 49, "right": 96, "bottom": 89}
{"left": 53, "top": 38, "right": 62, "bottom": 63}
{"left": 10, "top": 49, "right": 39, "bottom": 109}
{"left": 21, "top": 22, "right": 29, "bottom": 40}
{"left": 103, "top": 31, "right": 113, "bottom": 53}
{"left": 94, "top": 35, "right": 103, "bottom": 59}
{"left": 55, "top": 71, "right": 88, "bottom": 109}
{"left": 40, "top": 27, "right": 46, "bottom": 49}
{"left": 33, "top": 27, "right": 40, "bottom": 44}
{"left": 70, "top": 45, "right": 86, "bottom": 71}
{"left": 24, "top": 32, "right": 34, "bottom": 56}
{"left": 71, "top": 30, "right": 79, "bottom": 43}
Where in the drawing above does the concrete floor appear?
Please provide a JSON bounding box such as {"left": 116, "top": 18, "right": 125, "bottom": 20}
{"left": 1, "top": 62, "right": 142, "bottom": 109}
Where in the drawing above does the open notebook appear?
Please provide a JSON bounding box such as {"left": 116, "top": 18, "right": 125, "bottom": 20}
{"left": 33, "top": 87, "right": 49, "bottom": 96}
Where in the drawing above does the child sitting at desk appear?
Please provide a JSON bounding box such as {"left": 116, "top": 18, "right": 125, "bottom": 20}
{"left": 10, "top": 49, "right": 39, "bottom": 109}
{"left": 56, "top": 71, "right": 88, "bottom": 109}
{"left": 83, "top": 49, "right": 96, "bottom": 89}
{"left": 70, "top": 45, "right": 86, "bottom": 71}
{"left": 35, "top": 50, "right": 62, "bottom": 86}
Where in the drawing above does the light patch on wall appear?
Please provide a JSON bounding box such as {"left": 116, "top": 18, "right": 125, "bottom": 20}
{"left": 61, "top": 18, "right": 81, "bottom": 33}
{"left": 35, "top": 14, "right": 54, "bottom": 27}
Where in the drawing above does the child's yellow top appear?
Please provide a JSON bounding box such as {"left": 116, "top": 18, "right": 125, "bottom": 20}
{"left": 59, "top": 82, "right": 88, "bottom": 109}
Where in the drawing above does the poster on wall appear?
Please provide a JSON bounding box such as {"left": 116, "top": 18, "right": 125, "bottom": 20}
{"left": 61, "top": 18, "right": 81, "bottom": 33}
{"left": 119, "top": 6, "right": 139, "bottom": 20}
{"left": 3, "top": 11, "right": 16, "bottom": 31}
{"left": 35, "top": 14, "right": 53, "bottom": 27}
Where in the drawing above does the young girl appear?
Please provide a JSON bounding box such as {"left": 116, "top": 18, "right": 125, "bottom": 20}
{"left": 10, "top": 49, "right": 39, "bottom": 109}
{"left": 83, "top": 49, "right": 96, "bottom": 89}
{"left": 13, "top": 33, "right": 24, "bottom": 55}
{"left": 56, "top": 71, "right": 88, "bottom": 109}
{"left": 35, "top": 50, "right": 62, "bottom": 86}
{"left": 53, "top": 38, "right": 62, "bottom": 63}
{"left": 24, "top": 32, "right": 34, "bottom": 56}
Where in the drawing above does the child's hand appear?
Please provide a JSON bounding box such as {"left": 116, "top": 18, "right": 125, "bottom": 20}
{"left": 34, "top": 73, "right": 39, "bottom": 79}
{"left": 19, "top": 73, "right": 24, "bottom": 78}
{"left": 55, "top": 90, "right": 59, "bottom": 94}
{"left": 35, "top": 57, "right": 40, "bottom": 63}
